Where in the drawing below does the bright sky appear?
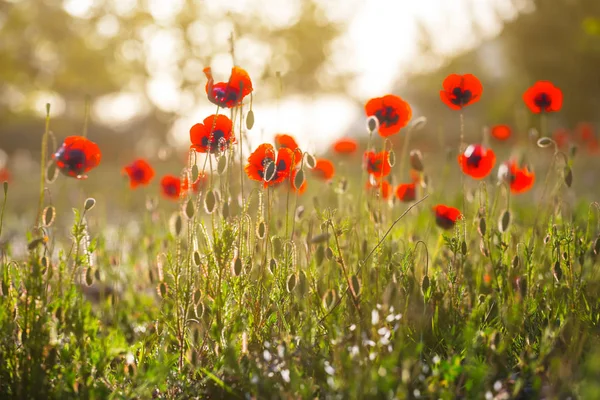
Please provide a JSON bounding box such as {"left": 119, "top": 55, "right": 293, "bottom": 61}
{"left": 61, "top": 0, "right": 518, "bottom": 152}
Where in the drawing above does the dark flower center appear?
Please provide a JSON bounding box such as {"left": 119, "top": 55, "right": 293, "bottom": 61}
{"left": 436, "top": 215, "right": 456, "bottom": 230}
{"left": 374, "top": 106, "right": 399, "bottom": 127}
{"left": 165, "top": 183, "right": 178, "bottom": 196}
{"left": 466, "top": 154, "right": 482, "bottom": 169}
{"left": 450, "top": 87, "right": 472, "bottom": 106}
{"left": 131, "top": 167, "right": 146, "bottom": 181}
{"left": 258, "top": 157, "right": 274, "bottom": 179}
{"left": 213, "top": 87, "right": 240, "bottom": 105}
{"left": 61, "top": 148, "right": 86, "bottom": 174}
{"left": 277, "top": 159, "right": 287, "bottom": 171}
{"left": 534, "top": 92, "right": 551, "bottom": 110}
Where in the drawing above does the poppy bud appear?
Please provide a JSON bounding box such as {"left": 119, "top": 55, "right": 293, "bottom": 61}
{"left": 409, "top": 150, "right": 424, "bottom": 172}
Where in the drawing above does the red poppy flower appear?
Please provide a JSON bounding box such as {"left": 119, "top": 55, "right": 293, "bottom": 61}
{"left": 183, "top": 172, "right": 208, "bottom": 193}
{"left": 160, "top": 175, "right": 184, "bottom": 200}
{"left": 332, "top": 137, "right": 358, "bottom": 154}
{"left": 274, "top": 134, "right": 303, "bottom": 165}
{"left": 0, "top": 168, "right": 10, "bottom": 183}
{"left": 365, "top": 94, "right": 412, "bottom": 137}
{"left": 498, "top": 161, "right": 535, "bottom": 194}
{"left": 190, "top": 114, "right": 234, "bottom": 154}
{"left": 576, "top": 123, "right": 595, "bottom": 143}
{"left": 440, "top": 74, "right": 483, "bottom": 110}
{"left": 312, "top": 159, "right": 335, "bottom": 181}
{"left": 491, "top": 125, "right": 511, "bottom": 141}
{"left": 364, "top": 150, "right": 392, "bottom": 177}
{"left": 458, "top": 144, "right": 496, "bottom": 179}
{"left": 523, "top": 81, "right": 562, "bottom": 113}
{"left": 203, "top": 66, "right": 253, "bottom": 108}
{"left": 395, "top": 183, "right": 416, "bottom": 202}
{"left": 123, "top": 159, "right": 155, "bottom": 189}
{"left": 434, "top": 204, "right": 462, "bottom": 230}
{"left": 245, "top": 143, "right": 294, "bottom": 187}
{"left": 366, "top": 179, "right": 392, "bottom": 200}
{"left": 552, "top": 128, "right": 570, "bottom": 149}
{"left": 290, "top": 168, "right": 307, "bottom": 195}
{"left": 52, "top": 136, "right": 101, "bottom": 179}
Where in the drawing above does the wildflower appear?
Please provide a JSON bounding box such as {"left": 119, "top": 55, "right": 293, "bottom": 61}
{"left": 204, "top": 66, "right": 253, "bottom": 108}
{"left": 458, "top": 144, "right": 496, "bottom": 179}
{"left": 365, "top": 94, "right": 412, "bottom": 137}
{"left": 440, "top": 74, "right": 483, "bottom": 110}
{"left": 332, "top": 137, "right": 358, "bottom": 154}
{"left": 523, "top": 81, "right": 563, "bottom": 113}
{"left": 53, "top": 136, "right": 101, "bottom": 179}
{"left": 491, "top": 125, "right": 511, "bottom": 141}
{"left": 434, "top": 204, "right": 462, "bottom": 230}
{"left": 245, "top": 143, "right": 294, "bottom": 187}
{"left": 290, "top": 168, "right": 307, "bottom": 194}
{"left": 0, "top": 168, "right": 10, "bottom": 183}
{"left": 312, "top": 159, "right": 335, "bottom": 181}
{"left": 498, "top": 161, "right": 535, "bottom": 194}
{"left": 274, "top": 134, "right": 303, "bottom": 164}
{"left": 160, "top": 175, "right": 184, "bottom": 200}
{"left": 395, "top": 183, "right": 416, "bottom": 202}
{"left": 123, "top": 159, "right": 154, "bottom": 189}
{"left": 366, "top": 179, "right": 392, "bottom": 200}
{"left": 190, "top": 114, "right": 234, "bottom": 153}
{"left": 364, "top": 150, "right": 392, "bottom": 177}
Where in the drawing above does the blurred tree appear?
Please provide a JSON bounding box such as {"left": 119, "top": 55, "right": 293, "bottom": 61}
{"left": 0, "top": 0, "right": 352, "bottom": 157}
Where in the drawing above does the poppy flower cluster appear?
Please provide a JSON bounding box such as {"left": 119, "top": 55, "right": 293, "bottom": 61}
{"left": 458, "top": 144, "right": 496, "bottom": 179}
{"left": 365, "top": 94, "right": 412, "bottom": 137}
{"left": 332, "top": 138, "right": 358, "bottom": 154}
{"left": 440, "top": 74, "right": 483, "bottom": 110}
{"left": 245, "top": 144, "right": 295, "bottom": 187}
{"left": 523, "top": 81, "right": 562, "bottom": 114}
{"left": 53, "top": 136, "right": 101, "bottom": 179}
{"left": 190, "top": 114, "right": 234, "bottom": 154}
{"left": 123, "top": 159, "right": 155, "bottom": 188}
{"left": 395, "top": 183, "right": 416, "bottom": 203}
{"left": 433, "top": 204, "right": 462, "bottom": 230}
{"left": 364, "top": 150, "right": 392, "bottom": 177}
{"left": 204, "top": 66, "right": 253, "bottom": 108}
{"left": 498, "top": 161, "right": 535, "bottom": 194}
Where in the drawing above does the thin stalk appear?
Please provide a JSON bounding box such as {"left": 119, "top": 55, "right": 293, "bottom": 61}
{"left": 37, "top": 104, "right": 51, "bottom": 227}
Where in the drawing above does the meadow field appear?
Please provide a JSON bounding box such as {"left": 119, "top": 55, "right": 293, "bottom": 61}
{"left": 1, "top": 64, "right": 600, "bottom": 400}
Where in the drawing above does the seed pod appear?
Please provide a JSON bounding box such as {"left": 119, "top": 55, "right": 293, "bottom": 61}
{"left": 544, "top": 234, "right": 551, "bottom": 245}
{"left": 480, "top": 240, "right": 490, "bottom": 257}
{"left": 43, "top": 206, "right": 56, "bottom": 227}
{"left": 294, "top": 169, "right": 305, "bottom": 190}
{"left": 157, "top": 282, "right": 168, "bottom": 298}
{"left": 537, "top": 137, "right": 554, "bottom": 148}
{"left": 193, "top": 251, "right": 201, "bottom": 266}
{"left": 191, "top": 164, "right": 199, "bottom": 183}
{"left": 232, "top": 257, "right": 243, "bottom": 276}
{"left": 325, "top": 247, "right": 334, "bottom": 260}
{"left": 477, "top": 217, "right": 486, "bottom": 237}
{"left": 268, "top": 258, "right": 277, "bottom": 275}
{"left": 411, "top": 116, "right": 427, "bottom": 132}
{"left": 84, "top": 198, "right": 96, "bottom": 211}
{"left": 222, "top": 201, "right": 230, "bottom": 219}
{"left": 256, "top": 221, "right": 266, "bottom": 239}
{"left": 594, "top": 235, "right": 600, "bottom": 255}
{"left": 553, "top": 261, "right": 562, "bottom": 282}
{"left": 322, "top": 289, "right": 337, "bottom": 310}
{"left": 564, "top": 166, "right": 573, "bottom": 187}
{"left": 517, "top": 276, "right": 527, "bottom": 298}
{"left": 264, "top": 161, "right": 277, "bottom": 182}
{"left": 204, "top": 190, "right": 217, "bottom": 214}
{"left": 387, "top": 150, "right": 396, "bottom": 167}
{"left": 305, "top": 154, "right": 317, "bottom": 169}
{"left": 246, "top": 109, "right": 255, "bottom": 130}
{"left": 409, "top": 150, "right": 424, "bottom": 172}
{"left": 184, "top": 198, "right": 195, "bottom": 219}
{"left": 512, "top": 255, "right": 519, "bottom": 269}
{"left": 85, "top": 268, "right": 94, "bottom": 286}
{"left": 499, "top": 209, "right": 511, "bottom": 233}
{"left": 367, "top": 116, "right": 379, "bottom": 133}
{"left": 193, "top": 289, "right": 202, "bottom": 304}
{"left": 297, "top": 271, "right": 308, "bottom": 295}
{"left": 461, "top": 240, "right": 467, "bottom": 256}
{"left": 295, "top": 206, "right": 305, "bottom": 221}
{"left": 421, "top": 275, "right": 430, "bottom": 294}
{"left": 170, "top": 213, "right": 183, "bottom": 237}
{"left": 46, "top": 160, "right": 59, "bottom": 184}
{"left": 217, "top": 155, "right": 227, "bottom": 175}
{"left": 286, "top": 274, "right": 297, "bottom": 292}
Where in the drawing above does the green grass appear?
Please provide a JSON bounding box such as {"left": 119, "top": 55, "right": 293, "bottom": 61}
{"left": 1, "top": 114, "right": 600, "bottom": 399}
